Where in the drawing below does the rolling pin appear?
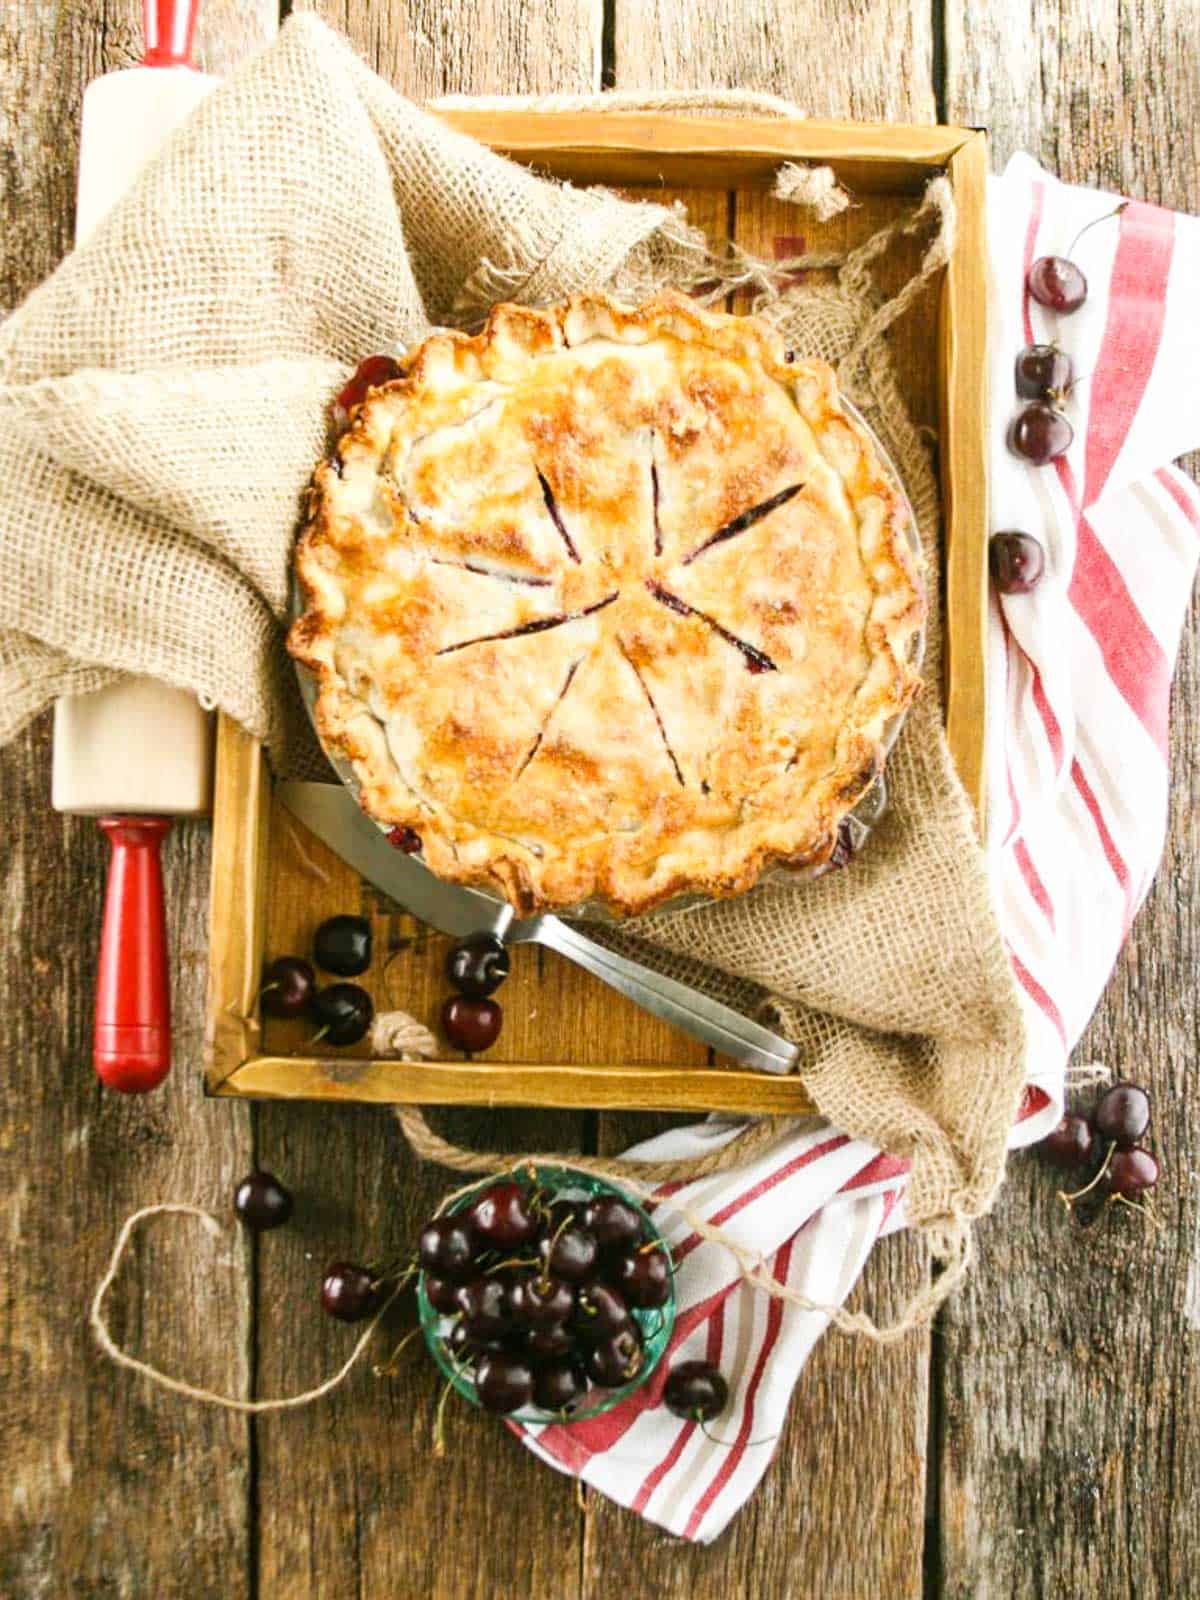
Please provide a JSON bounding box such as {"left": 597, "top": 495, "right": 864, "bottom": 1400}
{"left": 51, "top": 0, "right": 217, "bottom": 1093}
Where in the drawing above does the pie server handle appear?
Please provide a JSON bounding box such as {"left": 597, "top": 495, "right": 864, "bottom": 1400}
{"left": 520, "top": 916, "right": 799, "bottom": 1076}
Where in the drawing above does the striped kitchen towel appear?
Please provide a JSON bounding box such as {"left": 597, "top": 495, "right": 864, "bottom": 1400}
{"left": 512, "top": 152, "right": 1200, "bottom": 1541}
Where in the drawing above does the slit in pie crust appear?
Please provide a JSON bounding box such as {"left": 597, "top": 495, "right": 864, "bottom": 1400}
{"left": 288, "top": 291, "right": 925, "bottom": 917}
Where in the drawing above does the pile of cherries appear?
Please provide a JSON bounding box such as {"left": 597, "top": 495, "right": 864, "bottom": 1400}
{"left": 261, "top": 915, "right": 511, "bottom": 1055}
{"left": 418, "top": 1175, "right": 673, "bottom": 1417}
{"left": 1039, "top": 1077, "right": 1161, "bottom": 1222}
{"left": 990, "top": 205, "right": 1124, "bottom": 600}
{"left": 232, "top": 1163, "right": 734, "bottom": 1434}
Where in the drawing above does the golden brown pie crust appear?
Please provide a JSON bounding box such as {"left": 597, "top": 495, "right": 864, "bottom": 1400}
{"left": 289, "top": 291, "right": 924, "bottom": 916}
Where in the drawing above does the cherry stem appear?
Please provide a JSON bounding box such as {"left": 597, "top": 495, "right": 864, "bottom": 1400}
{"left": 372, "top": 1323, "right": 423, "bottom": 1378}
{"left": 695, "top": 1415, "right": 779, "bottom": 1448}
{"left": 1059, "top": 1142, "right": 1114, "bottom": 1207}
{"left": 310, "top": 1025, "right": 330, "bottom": 1047}
{"left": 1065, "top": 202, "right": 1128, "bottom": 260}
{"left": 371, "top": 1259, "right": 418, "bottom": 1292}
{"left": 1109, "top": 1190, "right": 1165, "bottom": 1231}
{"left": 432, "top": 1377, "right": 457, "bottom": 1459}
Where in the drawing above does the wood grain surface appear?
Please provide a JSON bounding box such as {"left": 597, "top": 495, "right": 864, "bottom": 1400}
{"left": 2, "top": 1, "right": 1198, "bottom": 1598}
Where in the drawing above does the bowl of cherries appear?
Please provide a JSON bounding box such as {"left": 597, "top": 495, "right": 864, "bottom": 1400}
{"left": 416, "top": 1166, "right": 676, "bottom": 1423}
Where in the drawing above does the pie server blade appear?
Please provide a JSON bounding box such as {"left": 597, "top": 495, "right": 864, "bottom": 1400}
{"left": 277, "top": 780, "right": 799, "bottom": 1075}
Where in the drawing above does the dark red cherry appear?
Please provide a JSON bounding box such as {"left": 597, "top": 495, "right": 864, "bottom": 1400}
{"left": 234, "top": 1170, "right": 294, "bottom": 1231}
{"left": 313, "top": 982, "right": 373, "bottom": 1046}
{"left": 320, "top": 1261, "right": 381, "bottom": 1323}
{"left": 417, "top": 1216, "right": 477, "bottom": 1281}
{"left": 1027, "top": 256, "right": 1087, "bottom": 313}
{"left": 466, "top": 1181, "right": 538, "bottom": 1248}
{"left": 1040, "top": 1113, "right": 1095, "bottom": 1172}
{"left": 586, "top": 1326, "right": 645, "bottom": 1388}
{"left": 508, "top": 1274, "right": 575, "bottom": 1329}
{"left": 260, "top": 956, "right": 316, "bottom": 1019}
{"left": 313, "top": 914, "right": 372, "bottom": 977}
{"left": 446, "top": 933, "right": 511, "bottom": 998}
{"left": 990, "top": 531, "right": 1046, "bottom": 595}
{"left": 422, "top": 1273, "right": 462, "bottom": 1314}
{"left": 1009, "top": 402, "right": 1073, "bottom": 465}
{"left": 573, "top": 1281, "right": 632, "bottom": 1339}
{"left": 526, "top": 1324, "right": 576, "bottom": 1363}
{"left": 1093, "top": 1082, "right": 1151, "bottom": 1147}
{"left": 454, "top": 1277, "right": 510, "bottom": 1340}
{"left": 664, "top": 1360, "right": 729, "bottom": 1421}
{"left": 331, "top": 353, "right": 402, "bottom": 431}
{"left": 442, "top": 995, "right": 502, "bottom": 1053}
{"left": 607, "top": 1245, "right": 672, "bottom": 1309}
{"left": 582, "top": 1194, "right": 643, "bottom": 1251}
{"left": 387, "top": 825, "right": 422, "bottom": 854}
{"left": 475, "top": 1351, "right": 534, "bottom": 1414}
{"left": 537, "top": 1225, "right": 600, "bottom": 1284}
{"left": 1106, "top": 1146, "right": 1159, "bottom": 1198}
{"left": 533, "top": 1360, "right": 589, "bottom": 1413}
{"left": 1015, "top": 343, "right": 1073, "bottom": 400}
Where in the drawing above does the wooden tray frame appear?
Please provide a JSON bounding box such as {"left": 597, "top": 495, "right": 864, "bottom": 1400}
{"left": 205, "top": 113, "right": 989, "bottom": 1114}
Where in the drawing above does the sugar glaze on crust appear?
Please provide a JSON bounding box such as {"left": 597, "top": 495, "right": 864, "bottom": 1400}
{"left": 289, "top": 291, "right": 925, "bottom": 917}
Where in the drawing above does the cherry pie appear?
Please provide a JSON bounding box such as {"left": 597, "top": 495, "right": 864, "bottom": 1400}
{"left": 289, "top": 292, "right": 924, "bottom": 915}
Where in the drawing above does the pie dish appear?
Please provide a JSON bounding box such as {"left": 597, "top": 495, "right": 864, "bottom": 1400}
{"left": 288, "top": 291, "right": 925, "bottom": 917}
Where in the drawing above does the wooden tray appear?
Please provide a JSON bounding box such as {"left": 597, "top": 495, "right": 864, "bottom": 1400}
{"left": 205, "top": 113, "right": 989, "bottom": 1115}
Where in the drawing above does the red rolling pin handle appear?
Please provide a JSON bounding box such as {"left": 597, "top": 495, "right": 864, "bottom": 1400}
{"left": 94, "top": 818, "right": 172, "bottom": 1093}
{"left": 141, "top": 0, "right": 200, "bottom": 68}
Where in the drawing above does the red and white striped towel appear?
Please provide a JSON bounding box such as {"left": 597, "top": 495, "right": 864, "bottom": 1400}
{"left": 512, "top": 154, "right": 1200, "bottom": 1542}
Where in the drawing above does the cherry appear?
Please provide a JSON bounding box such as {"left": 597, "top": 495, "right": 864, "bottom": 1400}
{"left": 260, "top": 956, "right": 315, "bottom": 1019}
{"left": 990, "top": 531, "right": 1045, "bottom": 595}
{"left": 387, "top": 826, "right": 422, "bottom": 854}
{"left": 446, "top": 933, "right": 511, "bottom": 998}
{"left": 533, "top": 1360, "right": 588, "bottom": 1413}
{"left": 508, "top": 1274, "right": 575, "bottom": 1329}
{"left": 664, "top": 1360, "right": 729, "bottom": 1421}
{"left": 537, "top": 1225, "right": 599, "bottom": 1284}
{"left": 467, "top": 1181, "right": 538, "bottom": 1248}
{"left": 313, "top": 914, "right": 372, "bottom": 977}
{"left": 1040, "top": 1113, "right": 1095, "bottom": 1171}
{"left": 320, "top": 1262, "right": 381, "bottom": 1323}
{"left": 422, "top": 1274, "right": 462, "bottom": 1314}
{"left": 313, "top": 982, "right": 373, "bottom": 1046}
{"left": 586, "top": 1326, "right": 644, "bottom": 1387}
{"left": 582, "top": 1195, "right": 643, "bottom": 1251}
{"left": 441, "top": 995, "right": 502, "bottom": 1052}
{"left": 1027, "top": 256, "right": 1087, "bottom": 314}
{"left": 331, "top": 354, "right": 402, "bottom": 432}
{"left": 1106, "top": 1146, "right": 1159, "bottom": 1198}
{"left": 607, "top": 1245, "right": 671, "bottom": 1309}
{"left": 1015, "top": 343, "right": 1073, "bottom": 400}
{"left": 417, "top": 1216, "right": 477, "bottom": 1281}
{"left": 1009, "top": 402, "right": 1073, "bottom": 465}
{"left": 526, "top": 1324, "right": 576, "bottom": 1363}
{"left": 475, "top": 1350, "right": 534, "bottom": 1414}
{"left": 573, "top": 1281, "right": 632, "bottom": 1339}
{"left": 1093, "top": 1082, "right": 1151, "bottom": 1147}
{"left": 454, "top": 1277, "right": 510, "bottom": 1340}
{"left": 234, "top": 1170, "right": 294, "bottom": 1231}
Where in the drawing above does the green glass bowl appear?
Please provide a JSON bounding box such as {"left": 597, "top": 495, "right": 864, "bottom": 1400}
{"left": 417, "top": 1165, "right": 676, "bottom": 1425}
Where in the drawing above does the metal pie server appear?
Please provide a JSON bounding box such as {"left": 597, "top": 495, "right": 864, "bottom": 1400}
{"left": 278, "top": 781, "right": 799, "bottom": 1075}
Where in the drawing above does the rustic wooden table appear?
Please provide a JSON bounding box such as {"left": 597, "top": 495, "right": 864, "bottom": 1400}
{"left": 3, "top": 3, "right": 1197, "bottom": 1596}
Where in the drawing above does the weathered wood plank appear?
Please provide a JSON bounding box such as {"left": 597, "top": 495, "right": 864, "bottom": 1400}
{"left": 938, "top": 9, "right": 1200, "bottom": 1596}
{"left": 612, "top": 0, "right": 936, "bottom": 123}
{"left": 252, "top": 6, "right": 601, "bottom": 1598}
{"left": 0, "top": 4, "right": 271, "bottom": 1596}
{"left": 294, "top": 0, "right": 601, "bottom": 96}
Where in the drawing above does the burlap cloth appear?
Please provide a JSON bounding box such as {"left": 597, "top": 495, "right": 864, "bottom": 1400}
{"left": 0, "top": 16, "right": 1025, "bottom": 1240}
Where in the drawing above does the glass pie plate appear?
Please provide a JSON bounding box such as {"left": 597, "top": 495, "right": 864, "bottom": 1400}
{"left": 291, "top": 397, "right": 923, "bottom": 924}
{"left": 416, "top": 1166, "right": 676, "bottom": 1424}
